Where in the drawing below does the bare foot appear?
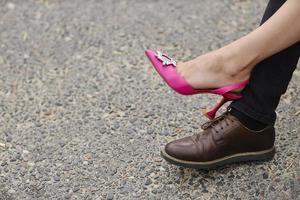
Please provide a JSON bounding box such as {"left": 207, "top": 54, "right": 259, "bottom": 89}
{"left": 176, "top": 48, "right": 253, "bottom": 89}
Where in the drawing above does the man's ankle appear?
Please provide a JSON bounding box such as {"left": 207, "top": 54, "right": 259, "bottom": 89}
{"left": 230, "top": 107, "right": 268, "bottom": 131}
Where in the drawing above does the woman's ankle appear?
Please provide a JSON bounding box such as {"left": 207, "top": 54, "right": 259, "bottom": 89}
{"left": 218, "top": 40, "right": 261, "bottom": 76}
{"left": 209, "top": 48, "right": 252, "bottom": 83}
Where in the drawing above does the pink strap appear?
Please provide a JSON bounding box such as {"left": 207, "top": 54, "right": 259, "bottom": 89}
{"left": 212, "top": 80, "right": 249, "bottom": 95}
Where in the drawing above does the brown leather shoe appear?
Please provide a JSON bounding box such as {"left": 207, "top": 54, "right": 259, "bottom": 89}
{"left": 161, "top": 111, "right": 275, "bottom": 169}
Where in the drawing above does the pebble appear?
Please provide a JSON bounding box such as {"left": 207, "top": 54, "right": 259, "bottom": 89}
{"left": 27, "top": 162, "right": 35, "bottom": 167}
{"left": 6, "top": 136, "right": 12, "bottom": 142}
{"left": 106, "top": 192, "right": 114, "bottom": 200}
{"left": 83, "top": 161, "right": 89, "bottom": 165}
{"left": 64, "top": 194, "right": 72, "bottom": 199}
{"left": 54, "top": 176, "right": 61, "bottom": 182}
{"left": 8, "top": 189, "right": 16, "bottom": 194}
{"left": 1, "top": 161, "right": 7, "bottom": 166}
{"left": 7, "top": 3, "right": 15, "bottom": 10}
{"left": 23, "top": 150, "right": 30, "bottom": 154}
{"left": 145, "top": 178, "right": 152, "bottom": 186}
{"left": 262, "top": 172, "right": 268, "bottom": 179}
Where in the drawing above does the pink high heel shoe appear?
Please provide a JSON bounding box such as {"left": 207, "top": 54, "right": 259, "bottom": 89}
{"left": 145, "top": 49, "right": 249, "bottom": 120}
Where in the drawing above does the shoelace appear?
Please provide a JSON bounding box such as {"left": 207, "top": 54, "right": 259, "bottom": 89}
{"left": 201, "top": 107, "right": 234, "bottom": 133}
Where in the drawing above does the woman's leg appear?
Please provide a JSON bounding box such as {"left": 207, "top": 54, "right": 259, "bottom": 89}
{"left": 230, "top": 0, "right": 300, "bottom": 126}
{"left": 176, "top": 0, "right": 300, "bottom": 90}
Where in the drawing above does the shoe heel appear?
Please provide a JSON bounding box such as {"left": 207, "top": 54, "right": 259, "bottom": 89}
{"left": 204, "top": 96, "right": 232, "bottom": 120}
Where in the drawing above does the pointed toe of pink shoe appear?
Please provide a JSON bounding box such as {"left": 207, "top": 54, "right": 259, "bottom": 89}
{"left": 145, "top": 49, "right": 155, "bottom": 59}
{"left": 145, "top": 49, "right": 197, "bottom": 95}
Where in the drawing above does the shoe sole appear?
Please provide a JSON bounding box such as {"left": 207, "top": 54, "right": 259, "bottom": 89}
{"left": 160, "top": 147, "right": 275, "bottom": 170}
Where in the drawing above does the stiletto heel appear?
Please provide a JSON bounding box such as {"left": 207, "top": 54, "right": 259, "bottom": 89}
{"left": 145, "top": 49, "right": 248, "bottom": 119}
{"left": 204, "top": 96, "right": 232, "bottom": 120}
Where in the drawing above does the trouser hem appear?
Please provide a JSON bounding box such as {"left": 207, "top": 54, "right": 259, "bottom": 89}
{"left": 229, "top": 101, "right": 276, "bottom": 125}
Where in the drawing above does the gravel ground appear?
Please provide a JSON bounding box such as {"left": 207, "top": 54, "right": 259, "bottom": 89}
{"left": 0, "top": 0, "right": 299, "bottom": 199}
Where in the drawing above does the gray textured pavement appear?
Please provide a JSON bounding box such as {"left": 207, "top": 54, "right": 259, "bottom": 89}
{"left": 0, "top": 0, "right": 299, "bottom": 199}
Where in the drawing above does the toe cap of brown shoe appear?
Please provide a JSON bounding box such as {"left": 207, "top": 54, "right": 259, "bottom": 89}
{"left": 164, "top": 136, "right": 201, "bottom": 162}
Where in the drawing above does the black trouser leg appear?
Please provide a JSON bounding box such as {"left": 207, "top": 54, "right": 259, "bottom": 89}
{"left": 230, "top": 0, "right": 300, "bottom": 125}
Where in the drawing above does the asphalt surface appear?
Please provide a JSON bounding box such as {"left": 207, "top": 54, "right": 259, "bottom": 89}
{"left": 0, "top": 0, "right": 299, "bottom": 199}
